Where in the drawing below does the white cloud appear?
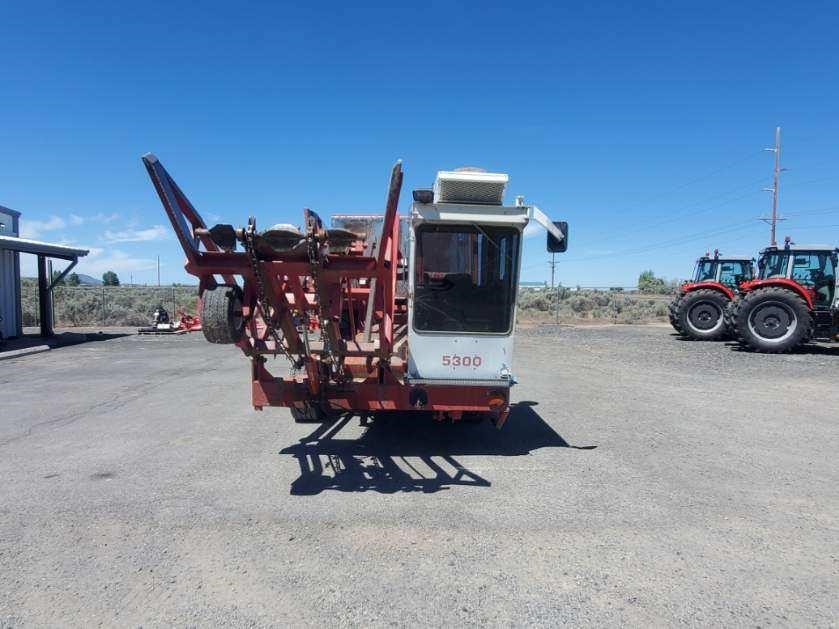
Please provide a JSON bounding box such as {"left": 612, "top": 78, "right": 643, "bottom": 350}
{"left": 77, "top": 248, "right": 159, "bottom": 275}
{"left": 103, "top": 225, "right": 170, "bottom": 243}
{"left": 523, "top": 221, "right": 542, "bottom": 239}
{"left": 66, "top": 212, "right": 122, "bottom": 227}
{"left": 20, "top": 246, "right": 158, "bottom": 279}
{"left": 20, "top": 215, "right": 67, "bottom": 239}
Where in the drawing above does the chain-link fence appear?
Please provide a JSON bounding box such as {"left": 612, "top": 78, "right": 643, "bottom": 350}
{"left": 20, "top": 280, "right": 200, "bottom": 328}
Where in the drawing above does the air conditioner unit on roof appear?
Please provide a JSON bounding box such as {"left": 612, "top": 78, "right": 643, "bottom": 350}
{"left": 433, "top": 168, "right": 508, "bottom": 205}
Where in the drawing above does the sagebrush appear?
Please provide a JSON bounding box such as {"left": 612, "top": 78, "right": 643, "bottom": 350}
{"left": 21, "top": 279, "right": 199, "bottom": 327}
{"left": 21, "top": 279, "right": 671, "bottom": 328}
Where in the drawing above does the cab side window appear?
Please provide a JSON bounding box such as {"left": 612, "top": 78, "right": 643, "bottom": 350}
{"left": 792, "top": 254, "right": 836, "bottom": 305}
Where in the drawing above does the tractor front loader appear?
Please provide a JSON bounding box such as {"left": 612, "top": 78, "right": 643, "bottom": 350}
{"left": 143, "top": 155, "right": 568, "bottom": 426}
{"left": 669, "top": 250, "right": 754, "bottom": 341}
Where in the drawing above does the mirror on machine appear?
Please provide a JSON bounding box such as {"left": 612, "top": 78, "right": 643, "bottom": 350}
{"left": 547, "top": 221, "right": 568, "bottom": 253}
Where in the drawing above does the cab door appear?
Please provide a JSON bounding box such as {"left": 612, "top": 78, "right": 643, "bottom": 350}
{"left": 406, "top": 221, "right": 522, "bottom": 381}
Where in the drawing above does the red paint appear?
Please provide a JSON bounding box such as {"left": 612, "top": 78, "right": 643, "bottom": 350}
{"left": 679, "top": 281, "right": 734, "bottom": 300}
{"left": 738, "top": 277, "right": 815, "bottom": 309}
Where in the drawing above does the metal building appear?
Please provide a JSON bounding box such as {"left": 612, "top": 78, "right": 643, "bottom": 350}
{"left": 0, "top": 206, "right": 88, "bottom": 338}
{"left": 0, "top": 205, "right": 22, "bottom": 339}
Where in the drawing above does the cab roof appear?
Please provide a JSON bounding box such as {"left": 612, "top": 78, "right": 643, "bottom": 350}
{"left": 697, "top": 255, "right": 753, "bottom": 261}
{"left": 760, "top": 245, "right": 838, "bottom": 254}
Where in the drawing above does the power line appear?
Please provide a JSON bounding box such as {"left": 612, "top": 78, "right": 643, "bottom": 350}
{"left": 782, "top": 204, "right": 839, "bottom": 218}
{"left": 610, "top": 148, "right": 765, "bottom": 213}
{"left": 525, "top": 219, "right": 757, "bottom": 268}
{"left": 574, "top": 174, "right": 769, "bottom": 247}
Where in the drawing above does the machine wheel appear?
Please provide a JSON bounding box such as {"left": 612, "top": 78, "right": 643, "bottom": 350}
{"left": 675, "top": 289, "right": 729, "bottom": 341}
{"left": 722, "top": 298, "right": 738, "bottom": 336}
{"left": 732, "top": 286, "right": 813, "bottom": 353}
{"left": 668, "top": 294, "right": 685, "bottom": 333}
{"left": 291, "top": 402, "right": 341, "bottom": 423}
{"left": 201, "top": 285, "right": 244, "bottom": 344}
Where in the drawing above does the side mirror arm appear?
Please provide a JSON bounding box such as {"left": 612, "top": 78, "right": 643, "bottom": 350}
{"left": 525, "top": 204, "right": 565, "bottom": 245}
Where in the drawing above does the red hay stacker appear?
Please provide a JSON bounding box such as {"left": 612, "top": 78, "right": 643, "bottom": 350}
{"left": 143, "top": 155, "right": 568, "bottom": 426}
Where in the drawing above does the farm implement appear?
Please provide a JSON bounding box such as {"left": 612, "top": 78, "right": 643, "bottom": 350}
{"left": 137, "top": 305, "right": 202, "bottom": 335}
{"left": 143, "top": 155, "right": 568, "bottom": 425}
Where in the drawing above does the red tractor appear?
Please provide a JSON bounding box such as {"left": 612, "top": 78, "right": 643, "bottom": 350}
{"left": 669, "top": 250, "right": 754, "bottom": 341}
{"left": 732, "top": 241, "right": 838, "bottom": 352}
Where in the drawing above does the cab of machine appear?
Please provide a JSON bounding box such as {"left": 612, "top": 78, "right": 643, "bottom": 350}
{"left": 406, "top": 168, "right": 530, "bottom": 382}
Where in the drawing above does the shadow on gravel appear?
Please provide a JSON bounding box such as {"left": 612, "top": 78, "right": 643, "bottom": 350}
{"left": 279, "top": 401, "right": 595, "bottom": 495}
{"left": 726, "top": 342, "right": 839, "bottom": 355}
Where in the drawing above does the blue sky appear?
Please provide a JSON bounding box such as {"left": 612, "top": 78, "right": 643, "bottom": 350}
{"left": 2, "top": 1, "right": 837, "bottom": 286}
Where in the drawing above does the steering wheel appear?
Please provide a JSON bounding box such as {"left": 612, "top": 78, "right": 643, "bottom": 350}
{"left": 424, "top": 272, "right": 454, "bottom": 292}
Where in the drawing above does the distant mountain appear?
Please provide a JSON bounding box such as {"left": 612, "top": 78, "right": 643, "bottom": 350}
{"left": 76, "top": 274, "right": 102, "bottom": 286}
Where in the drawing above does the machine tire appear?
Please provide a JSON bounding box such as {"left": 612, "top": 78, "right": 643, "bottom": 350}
{"left": 201, "top": 285, "right": 244, "bottom": 344}
{"left": 675, "top": 289, "right": 730, "bottom": 341}
{"left": 722, "top": 298, "right": 738, "bottom": 336}
{"left": 733, "top": 286, "right": 814, "bottom": 353}
{"left": 291, "top": 402, "right": 341, "bottom": 423}
{"left": 668, "top": 294, "right": 685, "bottom": 333}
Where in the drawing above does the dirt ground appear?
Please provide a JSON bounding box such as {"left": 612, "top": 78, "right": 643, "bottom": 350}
{"left": 1, "top": 325, "right": 837, "bottom": 626}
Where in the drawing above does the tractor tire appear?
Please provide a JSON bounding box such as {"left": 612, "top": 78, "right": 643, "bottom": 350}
{"left": 732, "top": 286, "right": 814, "bottom": 353}
{"left": 668, "top": 294, "right": 685, "bottom": 333}
{"left": 200, "top": 285, "right": 244, "bottom": 344}
{"left": 290, "top": 402, "right": 340, "bottom": 423}
{"left": 723, "top": 298, "right": 738, "bottom": 335}
{"left": 674, "top": 289, "right": 730, "bottom": 341}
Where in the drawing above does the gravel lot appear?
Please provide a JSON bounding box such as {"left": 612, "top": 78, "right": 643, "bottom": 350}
{"left": 1, "top": 325, "right": 837, "bottom": 626}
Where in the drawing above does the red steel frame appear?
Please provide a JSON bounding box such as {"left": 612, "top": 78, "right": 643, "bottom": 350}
{"left": 142, "top": 154, "right": 510, "bottom": 423}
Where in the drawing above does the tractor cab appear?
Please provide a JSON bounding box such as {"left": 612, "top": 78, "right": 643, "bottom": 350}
{"left": 690, "top": 250, "right": 754, "bottom": 288}
{"left": 406, "top": 168, "right": 566, "bottom": 382}
{"left": 755, "top": 244, "right": 838, "bottom": 308}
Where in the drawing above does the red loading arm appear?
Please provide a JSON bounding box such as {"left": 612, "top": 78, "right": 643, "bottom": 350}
{"left": 374, "top": 161, "right": 403, "bottom": 361}
{"left": 142, "top": 153, "right": 237, "bottom": 285}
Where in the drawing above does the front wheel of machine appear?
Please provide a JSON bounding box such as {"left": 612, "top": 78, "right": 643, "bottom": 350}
{"left": 201, "top": 285, "right": 245, "bottom": 344}
{"left": 733, "top": 287, "right": 813, "bottom": 353}
{"left": 676, "top": 289, "right": 730, "bottom": 341}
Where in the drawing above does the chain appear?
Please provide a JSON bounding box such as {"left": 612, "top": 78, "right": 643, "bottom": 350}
{"left": 243, "top": 218, "right": 297, "bottom": 370}
{"left": 305, "top": 214, "right": 337, "bottom": 370}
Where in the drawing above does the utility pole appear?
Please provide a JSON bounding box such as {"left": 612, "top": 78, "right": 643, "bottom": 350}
{"left": 549, "top": 254, "right": 560, "bottom": 323}
{"left": 761, "top": 126, "right": 785, "bottom": 246}
{"left": 157, "top": 255, "right": 161, "bottom": 287}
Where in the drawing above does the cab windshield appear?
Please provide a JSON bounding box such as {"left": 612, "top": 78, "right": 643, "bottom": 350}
{"left": 413, "top": 224, "right": 520, "bottom": 333}
{"left": 693, "top": 260, "right": 718, "bottom": 282}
